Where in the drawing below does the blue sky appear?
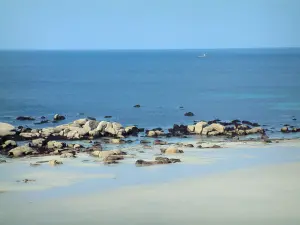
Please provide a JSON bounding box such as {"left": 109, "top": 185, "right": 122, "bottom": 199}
{"left": 0, "top": 0, "right": 299, "bottom": 49}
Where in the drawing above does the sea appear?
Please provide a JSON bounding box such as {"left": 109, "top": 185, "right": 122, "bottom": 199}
{"left": 0, "top": 48, "right": 300, "bottom": 137}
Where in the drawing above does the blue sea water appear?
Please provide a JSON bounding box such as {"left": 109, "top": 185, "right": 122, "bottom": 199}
{"left": 0, "top": 49, "right": 300, "bottom": 135}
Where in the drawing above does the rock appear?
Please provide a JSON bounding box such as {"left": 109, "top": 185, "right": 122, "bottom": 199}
{"left": 16, "top": 116, "right": 35, "bottom": 121}
{"left": 53, "top": 114, "right": 65, "bottom": 121}
{"left": 0, "top": 123, "right": 16, "bottom": 137}
{"left": 184, "top": 143, "right": 194, "bottom": 148}
{"left": 0, "top": 159, "right": 6, "bottom": 163}
{"left": 140, "top": 140, "right": 151, "bottom": 144}
{"left": 92, "top": 149, "right": 126, "bottom": 158}
{"left": 110, "top": 138, "right": 125, "bottom": 144}
{"left": 187, "top": 125, "right": 195, "bottom": 133}
{"left": 163, "top": 146, "right": 184, "bottom": 154}
{"left": 87, "top": 117, "right": 96, "bottom": 121}
{"left": 136, "top": 157, "right": 181, "bottom": 166}
{"left": 104, "top": 155, "right": 124, "bottom": 161}
{"left": 147, "top": 130, "right": 157, "bottom": 137}
{"left": 60, "top": 152, "right": 75, "bottom": 158}
{"left": 281, "top": 126, "right": 289, "bottom": 133}
{"left": 104, "top": 122, "right": 122, "bottom": 136}
{"left": 31, "top": 138, "right": 47, "bottom": 148}
{"left": 8, "top": 145, "right": 34, "bottom": 157}
{"left": 49, "top": 160, "right": 63, "bottom": 166}
{"left": 66, "top": 127, "right": 88, "bottom": 139}
{"left": 124, "top": 126, "right": 139, "bottom": 136}
{"left": 47, "top": 141, "right": 66, "bottom": 149}
{"left": 73, "top": 144, "right": 82, "bottom": 149}
{"left": 104, "top": 116, "right": 112, "bottom": 118}
{"left": 202, "top": 123, "right": 225, "bottom": 135}
{"left": 184, "top": 112, "right": 194, "bottom": 117}
{"left": 1, "top": 140, "right": 17, "bottom": 150}
{"left": 19, "top": 132, "right": 40, "bottom": 139}
{"left": 73, "top": 118, "right": 88, "bottom": 126}
{"left": 133, "top": 104, "right": 141, "bottom": 108}
{"left": 246, "top": 127, "right": 263, "bottom": 134}
{"left": 83, "top": 120, "right": 99, "bottom": 132}
{"left": 154, "top": 140, "right": 167, "bottom": 145}
{"left": 103, "top": 160, "right": 119, "bottom": 165}
{"left": 96, "top": 121, "right": 108, "bottom": 132}
{"left": 194, "top": 121, "right": 207, "bottom": 134}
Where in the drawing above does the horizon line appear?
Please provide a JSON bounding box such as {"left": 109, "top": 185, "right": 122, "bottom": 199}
{"left": 0, "top": 46, "right": 300, "bottom": 51}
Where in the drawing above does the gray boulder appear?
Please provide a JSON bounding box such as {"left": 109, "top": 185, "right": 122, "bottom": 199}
{"left": 31, "top": 138, "right": 47, "bottom": 148}
{"left": 0, "top": 123, "right": 15, "bottom": 137}
{"left": 83, "top": 120, "right": 99, "bottom": 132}
{"left": 8, "top": 145, "right": 34, "bottom": 157}
{"left": 47, "top": 141, "right": 66, "bottom": 149}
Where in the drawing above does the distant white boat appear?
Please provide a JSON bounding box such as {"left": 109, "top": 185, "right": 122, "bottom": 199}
{"left": 198, "top": 53, "right": 207, "bottom": 58}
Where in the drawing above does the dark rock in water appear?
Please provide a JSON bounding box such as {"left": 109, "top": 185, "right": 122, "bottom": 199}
{"left": 34, "top": 120, "right": 50, "bottom": 125}
{"left": 168, "top": 124, "right": 188, "bottom": 136}
{"left": 138, "top": 128, "right": 145, "bottom": 132}
{"left": 281, "top": 126, "right": 289, "bottom": 133}
{"left": 40, "top": 116, "right": 46, "bottom": 119}
{"left": 104, "top": 116, "right": 112, "bottom": 118}
{"left": 184, "top": 112, "right": 194, "bottom": 117}
{"left": 252, "top": 122, "right": 260, "bottom": 127}
{"left": 134, "top": 104, "right": 141, "bottom": 108}
{"left": 104, "top": 160, "right": 119, "bottom": 165}
{"left": 53, "top": 114, "right": 65, "bottom": 121}
{"left": 292, "top": 118, "right": 297, "bottom": 121}
{"left": 140, "top": 140, "right": 151, "bottom": 144}
{"left": 208, "top": 119, "right": 221, "bottom": 125}
{"left": 0, "top": 159, "right": 6, "bottom": 163}
{"left": 136, "top": 157, "right": 181, "bottom": 167}
{"left": 197, "top": 145, "right": 202, "bottom": 148}
{"left": 154, "top": 140, "right": 167, "bottom": 145}
{"left": 126, "top": 126, "right": 140, "bottom": 136}
{"left": 184, "top": 144, "right": 194, "bottom": 148}
{"left": 242, "top": 120, "right": 253, "bottom": 126}
{"left": 16, "top": 116, "right": 35, "bottom": 121}
{"left": 78, "top": 112, "right": 85, "bottom": 116}
{"left": 87, "top": 117, "right": 96, "bottom": 121}
{"left": 232, "top": 119, "right": 241, "bottom": 124}
{"left": 125, "top": 140, "right": 134, "bottom": 143}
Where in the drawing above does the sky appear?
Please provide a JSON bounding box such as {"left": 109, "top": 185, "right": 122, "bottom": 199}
{"left": 0, "top": 0, "right": 299, "bottom": 50}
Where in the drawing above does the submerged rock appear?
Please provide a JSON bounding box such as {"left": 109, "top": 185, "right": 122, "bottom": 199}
{"left": 135, "top": 157, "right": 181, "bottom": 167}
{"left": 53, "top": 114, "right": 65, "bottom": 121}
{"left": 184, "top": 112, "right": 194, "bottom": 117}
{"left": 16, "top": 116, "right": 35, "bottom": 121}
{"left": 133, "top": 104, "right": 141, "bottom": 108}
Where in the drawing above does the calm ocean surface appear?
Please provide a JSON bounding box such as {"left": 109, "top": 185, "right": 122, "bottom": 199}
{"left": 0, "top": 49, "right": 300, "bottom": 135}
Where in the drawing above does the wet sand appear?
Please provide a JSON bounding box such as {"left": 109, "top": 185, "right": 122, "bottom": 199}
{"left": 0, "top": 164, "right": 300, "bottom": 224}
{"left": 1, "top": 140, "right": 300, "bottom": 225}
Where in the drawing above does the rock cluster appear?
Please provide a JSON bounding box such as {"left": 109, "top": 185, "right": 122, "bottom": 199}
{"left": 135, "top": 157, "right": 181, "bottom": 166}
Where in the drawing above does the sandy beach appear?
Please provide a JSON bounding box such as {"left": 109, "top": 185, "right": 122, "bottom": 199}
{"left": 1, "top": 162, "right": 300, "bottom": 225}
{"left": 1, "top": 139, "right": 300, "bottom": 225}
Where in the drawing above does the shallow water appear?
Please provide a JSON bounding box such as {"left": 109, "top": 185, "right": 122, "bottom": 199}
{"left": 0, "top": 49, "right": 300, "bottom": 136}
{"left": 1, "top": 141, "right": 300, "bottom": 201}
